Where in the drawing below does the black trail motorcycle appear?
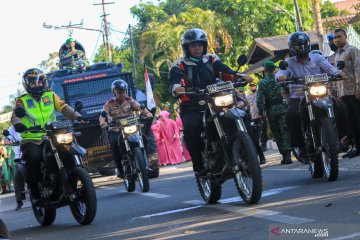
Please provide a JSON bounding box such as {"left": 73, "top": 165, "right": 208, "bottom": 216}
{"left": 279, "top": 61, "right": 345, "bottom": 181}
{"left": 179, "top": 80, "right": 262, "bottom": 204}
{"left": 14, "top": 106, "right": 97, "bottom": 226}
{"left": 101, "top": 110, "right": 150, "bottom": 193}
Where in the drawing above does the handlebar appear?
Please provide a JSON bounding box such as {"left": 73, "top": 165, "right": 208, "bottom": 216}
{"left": 278, "top": 75, "right": 342, "bottom": 85}
{"left": 177, "top": 80, "right": 248, "bottom": 95}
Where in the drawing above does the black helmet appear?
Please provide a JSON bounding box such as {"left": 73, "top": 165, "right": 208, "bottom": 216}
{"left": 181, "top": 28, "right": 208, "bottom": 58}
{"left": 111, "top": 79, "right": 128, "bottom": 95}
{"left": 288, "top": 32, "right": 311, "bottom": 57}
{"left": 22, "top": 68, "right": 48, "bottom": 96}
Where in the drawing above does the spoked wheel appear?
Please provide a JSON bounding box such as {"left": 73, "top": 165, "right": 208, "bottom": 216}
{"left": 320, "top": 117, "right": 339, "bottom": 181}
{"left": 309, "top": 158, "right": 324, "bottom": 178}
{"left": 134, "top": 148, "right": 150, "bottom": 192}
{"left": 232, "top": 132, "right": 262, "bottom": 204}
{"left": 195, "top": 175, "right": 222, "bottom": 204}
{"left": 31, "top": 198, "right": 56, "bottom": 226}
{"left": 122, "top": 155, "right": 135, "bottom": 192}
{"left": 69, "top": 167, "right": 97, "bottom": 225}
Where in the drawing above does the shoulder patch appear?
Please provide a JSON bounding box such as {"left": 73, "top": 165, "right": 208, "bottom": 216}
{"left": 16, "top": 99, "right": 23, "bottom": 106}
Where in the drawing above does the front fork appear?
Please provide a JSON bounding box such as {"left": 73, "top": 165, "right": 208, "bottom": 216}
{"left": 48, "top": 139, "right": 75, "bottom": 199}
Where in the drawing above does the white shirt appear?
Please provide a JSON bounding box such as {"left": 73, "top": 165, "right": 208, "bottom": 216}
{"left": 6, "top": 125, "right": 22, "bottom": 159}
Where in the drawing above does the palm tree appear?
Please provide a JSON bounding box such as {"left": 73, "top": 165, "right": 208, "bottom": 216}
{"left": 140, "top": 8, "right": 232, "bottom": 75}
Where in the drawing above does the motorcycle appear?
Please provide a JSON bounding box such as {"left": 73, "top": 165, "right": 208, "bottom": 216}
{"left": 101, "top": 109, "right": 150, "bottom": 193}
{"left": 14, "top": 106, "right": 97, "bottom": 226}
{"left": 278, "top": 60, "right": 345, "bottom": 181}
{"left": 178, "top": 80, "right": 262, "bottom": 204}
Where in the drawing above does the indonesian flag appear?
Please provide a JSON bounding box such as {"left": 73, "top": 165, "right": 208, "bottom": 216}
{"left": 144, "top": 66, "right": 156, "bottom": 110}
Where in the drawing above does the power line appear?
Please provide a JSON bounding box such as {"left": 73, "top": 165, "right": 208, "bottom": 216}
{"left": 90, "top": 22, "right": 104, "bottom": 62}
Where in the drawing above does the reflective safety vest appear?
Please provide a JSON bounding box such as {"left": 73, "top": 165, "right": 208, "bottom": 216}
{"left": 17, "top": 92, "right": 56, "bottom": 141}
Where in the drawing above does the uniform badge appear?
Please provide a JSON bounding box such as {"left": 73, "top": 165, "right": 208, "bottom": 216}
{"left": 26, "top": 99, "right": 36, "bottom": 108}
{"left": 42, "top": 96, "right": 52, "bottom": 106}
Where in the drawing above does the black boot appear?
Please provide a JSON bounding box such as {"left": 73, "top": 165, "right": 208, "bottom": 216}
{"left": 259, "top": 153, "right": 266, "bottom": 165}
{"left": 281, "top": 151, "right": 292, "bottom": 165}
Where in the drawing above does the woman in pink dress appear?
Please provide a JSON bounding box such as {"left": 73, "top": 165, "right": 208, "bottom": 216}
{"left": 151, "top": 120, "right": 170, "bottom": 166}
{"left": 175, "top": 111, "right": 192, "bottom": 161}
{"left": 158, "top": 111, "right": 184, "bottom": 165}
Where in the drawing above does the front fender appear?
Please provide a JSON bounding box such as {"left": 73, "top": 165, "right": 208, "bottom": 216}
{"left": 313, "top": 99, "right": 331, "bottom": 110}
{"left": 224, "top": 108, "right": 246, "bottom": 120}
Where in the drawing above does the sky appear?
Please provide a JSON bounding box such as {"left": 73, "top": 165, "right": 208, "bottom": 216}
{"left": 0, "top": 0, "right": 160, "bottom": 109}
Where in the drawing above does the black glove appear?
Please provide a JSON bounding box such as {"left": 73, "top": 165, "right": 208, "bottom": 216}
{"left": 77, "top": 116, "right": 89, "bottom": 122}
{"left": 14, "top": 123, "right": 27, "bottom": 133}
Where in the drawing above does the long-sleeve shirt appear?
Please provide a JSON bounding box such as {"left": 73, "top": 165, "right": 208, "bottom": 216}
{"left": 246, "top": 92, "right": 260, "bottom": 119}
{"left": 256, "top": 74, "right": 286, "bottom": 116}
{"left": 6, "top": 125, "right": 22, "bottom": 159}
{"left": 334, "top": 43, "right": 360, "bottom": 97}
{"left": 275, "top": 54, "right": 340, "bottom": 99}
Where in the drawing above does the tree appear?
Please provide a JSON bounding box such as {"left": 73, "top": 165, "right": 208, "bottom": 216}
{"left": 1, "top": 88, "right": 25, "bottom": 113}
{"left": 321, "top": 0, "right": 350, "bottom": 18}
{"left": 139, "top": 8, "right": 232, "bottom": 75}
{"left": 39, "top": 52, "right": 59, "bottom": 72}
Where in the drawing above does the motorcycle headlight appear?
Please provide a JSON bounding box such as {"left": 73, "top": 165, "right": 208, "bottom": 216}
{"left": 124, "top": 125, "right": 137, "bottom": 135}
{"left": 55, "top": 133, "right": 73, "bottom": 144}
{"left": 213, "top": 94, "right": 234, "bottom": 107}
{"left": 309, "top": 85, "right": 327, "bottom": 96}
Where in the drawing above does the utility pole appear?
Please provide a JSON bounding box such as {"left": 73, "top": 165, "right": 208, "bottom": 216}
{"left": 293, "top": 0, "right": 303, "bottom": 32}
{"left": 312, "top": 0, "right": 324, "bottom": 51}
{"left": 129, "top": 24, "right": 137, "bottom": 84}
{"left": 94, "top": 0, "right": 114, "bottom": 62}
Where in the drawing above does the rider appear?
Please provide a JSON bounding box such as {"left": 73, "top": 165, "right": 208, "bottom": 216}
{"left": 99, "top": 80, "right": 153, "bottom": 179}
{"left": 169, "top": 28, "right": 253, "bottom": 176}
{"left": 11, "top": 68, "right": 86, "bottom": 204}
{"left": 276, "top": 32, "right": 346, "bottom": 162}
{"left": 61, "top": 37, "right": 88, "bottom": 68}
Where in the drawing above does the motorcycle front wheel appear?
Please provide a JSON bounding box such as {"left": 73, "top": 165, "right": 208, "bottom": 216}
{"left": 122, "top": 155, "right": 136, "bottom": 192}
{"left": 232, "top": 131, "right": 262, "bottom": 204}
{"left": 195, "top": 175, "right": 222, "bottom": 204}
{"left": 69, "top": 167, "right": 97, "bottom": 225}
{"left": 320, "top": 117, "right": 339, "bottom": 181}
{"left": 31, "top": 197, "right": 56, "bottom": 226}
{"left": 134, "top": 148, "right": 150, "bottom": 192}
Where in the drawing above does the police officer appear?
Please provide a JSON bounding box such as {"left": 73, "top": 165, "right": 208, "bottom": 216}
{"left": 257, "top": 61, "right": 292, "bottom": 164}
{"left": 99, "top": 80, "right": 152, "bottom": 179}
{"left": 169, "top": 28, "right": 253, "bottom": 175}
{"left": 11, "top": 68, "right": 86, "bottom": 204}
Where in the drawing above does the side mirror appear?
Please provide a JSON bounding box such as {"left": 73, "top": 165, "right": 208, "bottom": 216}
{"left": 2, "top": 130, "right": 10, "bottom": 137}
{"left": 279, "top": 61, "right": 289, "bottom": 70}
{"left": 100, "top": 111, "right": 108, "bottom": 118}
{"left": 237, "top": 54, "right": 248, "bottom": 67}
{"left": 336, "top": 61, "right": 345, "bottom": 70}
{"left": 74, "top": 101, "right": 83, "bottom": 113}
{"left": 14, "top": 108, "right": 27, "bottom": 118}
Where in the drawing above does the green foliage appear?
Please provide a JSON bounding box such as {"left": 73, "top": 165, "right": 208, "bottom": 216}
{"left": 321, "top": 0, "right": 350, "bottom": 18}
{"left": 38, "top": 52, "right": 59, "bottom": 72}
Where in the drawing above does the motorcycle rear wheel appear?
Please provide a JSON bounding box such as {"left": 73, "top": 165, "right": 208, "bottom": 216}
{"left": 69, "top": 167, "right": 97, "bottom": 225}
{"left": 32, "top": 198, "right": 56, "bottom": 226}
{"left": 320, "top": 117, "right": 339, "bottom": 181}
{"left": 195, "top": 175, "right": 222, "bottom": 204}
{"left": 232, "top": 131, "right": 262, "bottom": 204}
{"left": 134, "top": 148, "right": 150, "bottom": 192}
{"left": 122, "top": 155, "right": 136, "bottom": 192}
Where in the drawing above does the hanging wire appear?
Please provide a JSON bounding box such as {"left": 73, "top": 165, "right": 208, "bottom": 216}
{"left": 89, "top": 22, "right": 104, "bottom": 62}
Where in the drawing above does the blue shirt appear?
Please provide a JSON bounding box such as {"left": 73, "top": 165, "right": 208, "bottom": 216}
{"left": 275, "top": 54, "right": 340, "bottom": 99}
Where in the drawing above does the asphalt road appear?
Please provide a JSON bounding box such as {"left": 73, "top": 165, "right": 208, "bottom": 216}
{"left": 2, "top": 150, "right": 360, "bottom": 240}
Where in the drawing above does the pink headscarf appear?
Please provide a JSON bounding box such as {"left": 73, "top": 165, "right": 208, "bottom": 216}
{"left": 159, "top": 111, "right": 170, "bottom": 119}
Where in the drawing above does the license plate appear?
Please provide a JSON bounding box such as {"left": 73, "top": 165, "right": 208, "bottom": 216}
{"left": 207, "top": 81, "right": 234, "bottom": 94}
{"left": 51, "top": 120, "right": 73, "bottom": 129}
{"left": 304, "top": 73, "right": 328, "bottom": 84}
{"left": 119, "top": 117, "right": 137, "bottom": 126}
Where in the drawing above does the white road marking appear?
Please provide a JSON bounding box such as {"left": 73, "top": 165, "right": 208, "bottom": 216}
{"left": 133, "top": 185, "right": 313, "bottom": 224}
{"left": 132, "top": 206, "right": 202, "bottom": 220}
{"left": 131, "top": 192, "right": 171, "bottom": 199}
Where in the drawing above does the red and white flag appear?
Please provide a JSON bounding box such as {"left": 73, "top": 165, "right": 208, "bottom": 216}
{"left": 144, "top": 66, "right": 156, "bottom": 110}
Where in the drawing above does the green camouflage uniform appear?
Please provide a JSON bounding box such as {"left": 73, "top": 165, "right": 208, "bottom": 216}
{"left": 256, "top": 73, "right": 291, "bottom": 155}
{"left": 62, "top": 49, "right": 89, "bottom": 68}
